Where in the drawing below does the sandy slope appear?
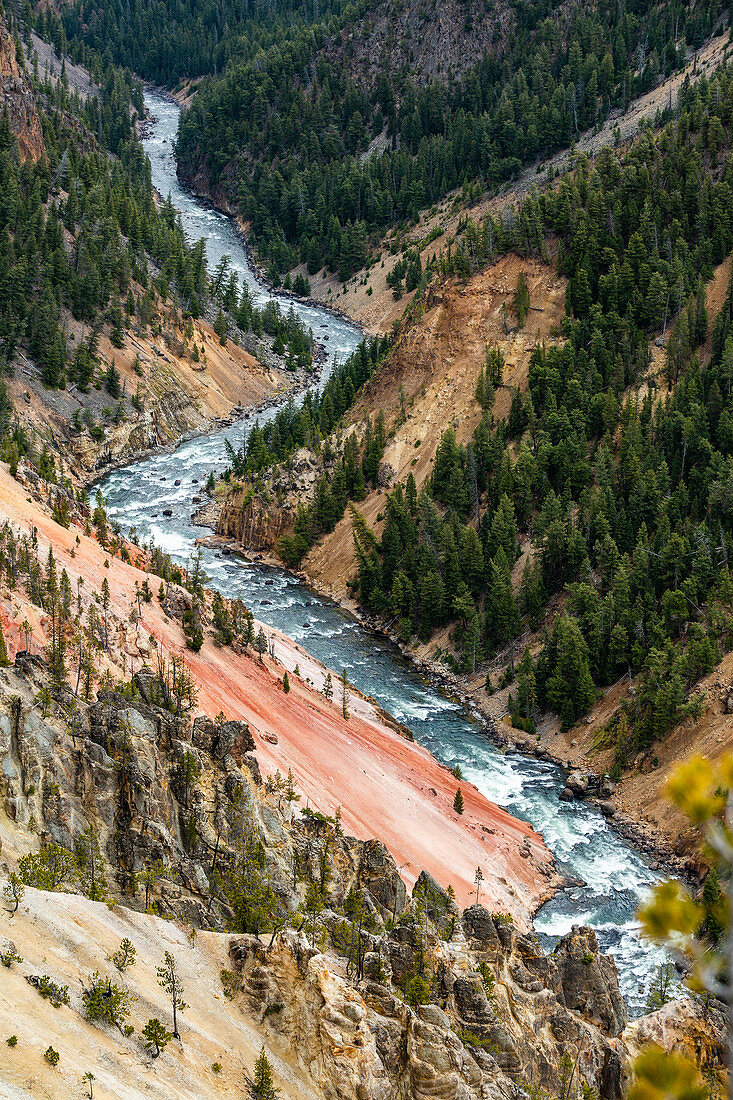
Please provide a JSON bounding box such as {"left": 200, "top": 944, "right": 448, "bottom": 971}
{"left": 9, "top": 309, "right": 287, "bottom": 486}
{"left": 0, "top": 887, "right": 319, "bottom": 1100}
{"left": 304, "top": 254, "right": 567, "bottom": 602}
{"left": 0, "top": 464, "right": 559, "bottom": 923}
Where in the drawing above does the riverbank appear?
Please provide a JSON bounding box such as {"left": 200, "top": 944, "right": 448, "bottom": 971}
{"left": 93, "top": 88, "right": 688, "bottom": 1006}
{"left": 194, "top": 530, "right": 695, "bottom": 891}
{"left": 164, "top": 132, "right": 360, "bottom": 334}
{"left": 1, "top": 456, "right": 563, "bottom": 923}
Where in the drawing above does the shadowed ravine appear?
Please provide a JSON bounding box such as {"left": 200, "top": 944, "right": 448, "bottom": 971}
{"left": 101, "top": 88, "right": 671, "bottom": 1016}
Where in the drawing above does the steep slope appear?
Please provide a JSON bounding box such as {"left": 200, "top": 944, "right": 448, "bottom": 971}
{"left": 0, "top": 21, "right": 44, "bottom": 161}
{"left": 306, "top": 28, "right": 731, "bottom": 333}
{"left": 4, "top": 874, "right": 721, "bottom": 1100}
{"left": 304, "top": 255, "right": 567, "bottom": 598}
{"left": 8, "top": 304, "right": 289, "bottom": 484}
{"left": 0, "top": 26, "right": 308, "bottom": 485}
{"left": 5, "top": 464, "right": 721, "bottom": 1100}
{"left": 0, "top": 892, "right": 320, "bottom": 1100}
{"left": 214, "top": 55, "right": 733, "bottom": 865}
{"left": 215, "top": 252, "right": 566, "bottom": 599}
{"left": 0, "top": 462, "right": 559, "bottom": 921}
{"left": 174, "top": 0, "right": 725, "bottom": 276}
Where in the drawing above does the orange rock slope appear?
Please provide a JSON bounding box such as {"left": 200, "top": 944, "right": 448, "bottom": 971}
{"left": 0, "top": 463, "right": 560, "bottom": 925}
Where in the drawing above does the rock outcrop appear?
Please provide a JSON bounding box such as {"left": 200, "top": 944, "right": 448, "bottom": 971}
{"left": 0, "top": 21, "right": 44, "bottom": 161}
{"left": 223, "top": 910, "right": 670, "bottom": 1100}
{"left": 0, "top": 652, "right": 410, "bottom": 929}
{"left": 553, "top": 926, "right": 627, "bottom": 1035}
{"left": 0, "top": 609, "right": 727, "bottom": 1100}
{"left": 218, "top": 489, "right": 294, "bottom": 551}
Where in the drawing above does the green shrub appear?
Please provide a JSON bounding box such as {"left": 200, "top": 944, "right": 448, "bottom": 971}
{"left": 109, "top": 938, "right": 136, "bottom": 972}
{"left": 36, "top": 976, "right": 70, "bottom": 1007}
{"left": 81, "top": 972, "right": 135, "bottom": 1031}
{"left": 404, "top": 974, "right": 431, "bottom": 1008}
{"left": 0, "top": 946, "right": 22, "bottom": 968}
{"left": 220, "top": 968, "right": 239, "bottom": 1000}
{"left": 45, "top": 1045, "right": 60, "bottom": 1066}
{"left": 7, "top": 1035, "right": 17, "bottom": 1047}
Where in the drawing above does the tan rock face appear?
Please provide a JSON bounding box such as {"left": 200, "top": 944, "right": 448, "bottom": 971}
{"left": 621, "top": 996, "right": 727, "bottom": 1073}
{"left": 225, "top": 906, "right": 659, "bottom": 1100}
{"left": 0, "top": 21, "right": 44, "bottom": 161}
{"left": 218, "top": 490, "right": 293, "bottom": 551}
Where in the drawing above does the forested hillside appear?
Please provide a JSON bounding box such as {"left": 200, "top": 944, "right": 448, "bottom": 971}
{"left": 175, "top": 0, "right": 723, "bottom": 278}
{"left": 0, "top": 12, "right": 319, "bottom": 484}
{"left": 343, "top": 65, "right": 733, "bottom": 766}
{"left": 210, "top": 60, "right": 733, "bottom": 779}
{"left": 47, "top": 0, "right": 725, "bottom": 282}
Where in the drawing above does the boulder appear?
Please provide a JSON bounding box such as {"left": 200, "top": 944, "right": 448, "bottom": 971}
{"left": 413, "top": 870, "right": 458, "bottom": 939}
{"left": 377, "top": 461, "right": 396, "bottom": 489}
{"left": 358, "top": 839, "right": 407, "bottom": 921}
{"left": 566, "top": 771, "right": 589, "bottom": 796}
{"left": 462, "top": 905, "right": 502, "bottom": 953}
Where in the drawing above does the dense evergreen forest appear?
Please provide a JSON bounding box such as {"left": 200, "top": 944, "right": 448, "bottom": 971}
{"left": 50, "top": 0, "right": 360, "bottom": 88}
{"left": 0, "top": 40, "right": 207, "bottom": 466}
{"left": 45, "top": 0, "right": 725, "bottom": 280}
{"left": 0, "top": 15, "right": 317, "bottom": 473}
{"left": 342, "top": 66, "right": 733, "bottom": 763}
{"left": 176, "top": 0, "right": 721, "bottom": 279}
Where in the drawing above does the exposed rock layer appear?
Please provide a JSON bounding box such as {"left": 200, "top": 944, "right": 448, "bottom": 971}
{"left": 0, "top": 22, "right": 44, "bottom": 161}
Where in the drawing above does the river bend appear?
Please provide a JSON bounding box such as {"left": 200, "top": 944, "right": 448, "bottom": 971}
{"left": 101, "top": 89, "right": 671, "bottom": 1015}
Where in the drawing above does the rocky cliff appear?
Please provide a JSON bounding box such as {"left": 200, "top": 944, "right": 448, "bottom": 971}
{"left": 217, "top": 489, "right": 294, "bottom": 553}
{"left": 3, "top": 648, "right": 724, "bottom": 1100}
{"left": 10, "top": 309, "right": 290, "bottom": 485}
{"left": 0, "top": 460, "right": 560, "bottom": 921}
{"left": 0, "top": 22, "right": 44, "bottom": 161}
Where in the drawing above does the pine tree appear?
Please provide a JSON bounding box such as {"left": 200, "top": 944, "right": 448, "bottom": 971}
{"left": 340, "top": 668, "right": 350, "bottom": 719}
{"left": 104, "top": 362, "right": 122, "bottom": 397}
{"left": 75, "top": 825, "right": 108, "bottom": 901}
{"left": 156, "top": 951, "right": 187, "bottom": 1040}
{"left": 142, "top": 1017, "right": 173, "bottom": 1057}
{"left": 178, "top": 751, "right": 201, "bottom": 808}
{"left": 453, "top": 788, "right": 464, "bottom": 814}
{"left": 513, "top": 271, "right": 530, "bottom": 327}
{"left": 251, "top": 1046, "right": 280, "bottom": 1099}
{"left": 0, "top": 619, "right": 9, "bottom": 667}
